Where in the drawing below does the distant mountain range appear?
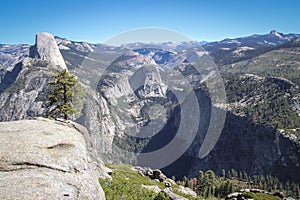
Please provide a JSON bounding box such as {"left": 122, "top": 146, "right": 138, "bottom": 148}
{"left": 206, "top": 30, "right": 299, "bottom": 49}
{"left": 1, "top": 30, "right": 299, "bottom": 70}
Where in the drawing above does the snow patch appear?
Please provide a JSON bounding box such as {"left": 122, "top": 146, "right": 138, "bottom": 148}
{"left": 233, "top": 46, "right": 255, "bottom": 56}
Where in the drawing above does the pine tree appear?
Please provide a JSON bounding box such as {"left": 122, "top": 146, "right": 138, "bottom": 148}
{"left": 238, "top": 171, "right": 243, "bottom": 180}
{"left": 206, "top": 170, "right": 216, "bottom": 180}
{"left": 243, "top": 171, "right": 248, "bottom": 181}
{"left": 183, "top": 176, "right": 190, "bottom": 187}
{"left": 171, "top": 176, "right": 176, "bottom": 181}
{"left": 231, "top": 169, "right": 238, "bottom": 178}
{"left": 296, "top": 184, "right": 300, "bottom": 199}
{"left": 229, "top": 181, "right": 234, "bottom": 193}
{"left": 216, "top": 182, "right": 225, "bottom": 197}
{"left": 206, "top": 186, "right": 212, "bottom": 197}
{"left": 47, "top": 69, "right": 84, "bottom": 120}
{"left": 221, "top": 169, "right": 226, "bottom": 179}
{"left": 227, "top": 170, "right": 232, "bottom": 179}
{"left": 197, "top": 171, "right": 205, "bottom": 196}
{"left": 224, "top": 180, "right": 231, "bottom": 195}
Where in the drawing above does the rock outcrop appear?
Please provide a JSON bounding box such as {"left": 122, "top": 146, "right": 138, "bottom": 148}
{"left": 0, "top": 118, "right": 107, "bottom": 200}
{"left": 162, "top": 188, "right": 187, "bottom": 200}
{"left": 177, "top": 186, "right": 197, "bottom": 198}
{"left": 141, "top": 185, "right": 161, "bottom": 193}
{"left": 133, "top": 166, "right": 168, "bottom": 182}
{"left": 130, "top": 64, "right": 167, "bottom": 98}
{"left": 226, "top": 189, "right": 288, "bottom": 200}
{"left": 133, "top": 166, "right": 195, "bottom": 199}
{"left": 29, "top": 32, "right": 67, "bottom": 70}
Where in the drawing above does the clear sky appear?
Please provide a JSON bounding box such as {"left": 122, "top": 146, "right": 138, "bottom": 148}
{"left": 1, "top": 0, "right": 300, "bottom": 44}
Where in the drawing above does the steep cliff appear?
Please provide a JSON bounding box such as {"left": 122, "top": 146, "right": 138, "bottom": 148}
{"left": 29, "top": 32, "right": 67, "bottom": 70}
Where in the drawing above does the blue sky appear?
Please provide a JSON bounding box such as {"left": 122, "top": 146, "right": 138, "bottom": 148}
{"left": 1, "top": 0, "right": 300, "bottom": 44}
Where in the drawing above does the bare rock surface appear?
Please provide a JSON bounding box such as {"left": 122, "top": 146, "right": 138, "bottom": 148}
{"left": 162, "top": 188, "right": 187, "bottom": 200}
{"left": 177, "top": 186, "right": 197, "bottom": 197}
{"left": 30, "top": 32, "right": 67, "bottom": 70}
{"left": 0, "top": 118, "right": 106, "bottom": 200}
{"left": 141, "top": 185, "right": 161, "bottom": 193}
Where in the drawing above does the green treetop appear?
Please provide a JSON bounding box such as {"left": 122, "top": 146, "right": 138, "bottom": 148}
{"left": 47, "top": 69, "right": 84, "bottom": 120}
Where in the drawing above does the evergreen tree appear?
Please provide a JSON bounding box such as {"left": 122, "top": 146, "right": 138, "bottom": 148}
{"left": 227, "top": 170, "right": 232, "bottom": 179}
{"left": 190, "top": 168, "right": 299, "bottom": 199}
{"left": 229, "top": 181, "right": 234, "bottom": 193}
{"left": 47, "top": 69, "right": 84, "bottom": 120}
{"left": 296, "top": 184, "right": 300, "bottom": 199}
{"left": 231, "top": 169, "right": 238, "bottom": 178}
{"left": 171, "top": 176, "right": 176, "bottom": 181}
{"left": 206, "top": 186, "right": 212, "bottom": 197}
{"left": 183, "top": 176, "right": 190, "bottom": 187}
{"left": 243, "top": 171, "right": 248, "bottom": 181}
{"left": 239, "top": 171, "right": 243, "bottom": 180}
{"left": 198, "top": 171, "right": 204, "bottom": 180}
{"left": 221, "top": 169, "right": 226, "bottom": 179}
{"left": 216, "top": 182, "right": 225, "bottom": 197}
{"left": 206, "top": 170, "right": 215, "bottom": 180}
{"left": 224, "top": 180, "right": 231, "bottom": 194}
{"left": 197, "top": 171, "right": 205, "bottom": 196}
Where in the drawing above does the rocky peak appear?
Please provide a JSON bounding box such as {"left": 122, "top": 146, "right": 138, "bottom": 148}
{"left": 29, "top": 32, "right": 67, "bottom": 70}
{"left": 55, "top": 36, "right": 95, "bottom": 53}
{"left": 269, "top": 30, "right": 283, "bottom": 38}
{"left": 129, "top": 64, "right": 167, "bottom": 97}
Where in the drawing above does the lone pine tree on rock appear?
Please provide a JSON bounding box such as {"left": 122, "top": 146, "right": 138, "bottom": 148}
{"left": 47, "top": 69, "right": 84, "bottom": 120}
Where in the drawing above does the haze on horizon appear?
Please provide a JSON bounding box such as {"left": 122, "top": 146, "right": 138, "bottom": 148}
{"left": 1, "top": 0, "right": 300, "bottom": 44}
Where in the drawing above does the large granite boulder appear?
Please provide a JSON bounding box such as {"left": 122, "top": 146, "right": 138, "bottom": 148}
{"left": 0, "top": 118, "right": 106, "bottom": 200}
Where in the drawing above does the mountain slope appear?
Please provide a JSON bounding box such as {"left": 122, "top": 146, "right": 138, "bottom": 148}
{"left": 205, "top": 31, "right": 300, "bottom": 65}
{"left": 224, "top": 74, "right": 300, "bottom": 143}
{"left": 220, "top": 37, "right": 300, "bottom": 86}
{"left": 205, "top": 30, "right": 299, "bottom": 50}
{"left": 0, "top": 31, "right": 299, "bottom": 187}
{"left": 0, "top": 44, "right": 30, "bottom": 71}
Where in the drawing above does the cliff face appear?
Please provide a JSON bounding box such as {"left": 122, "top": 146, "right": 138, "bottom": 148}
{"left": 0, "top": 58, "right": 52, "bottom": 120}
{"left": 161, "top": 106, "right": 300, "bottom": 182}
{"left": 0, "top": 118, "right": 107, "bottom": 200}
{"left": 29, "top": 32, "right": 67, "bottom": 70}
